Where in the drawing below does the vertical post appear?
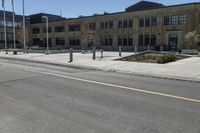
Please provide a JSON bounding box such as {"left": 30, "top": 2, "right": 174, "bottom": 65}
{"left": 46, "top": 17, "right": 49, "bottom": 55}
{"left": 135, "top": 44, "right": 137, "bottom": 54}
{"left": 22, "top": 0, "right": 26, "bottom": 53}
{"left": 119, "top": 46, "right": 122, "bottom": 57}
{"left": 101, "top": 49, "right": 103, "bottom": 58}
{"left": 69, "top": 48, "right": 73, "bottom": 62}
{"left": 160, "top": 44, "right": 163, "bottom": 53}
{"left": 93, "top": 47, "right": 96, "bottom": 60}
{"left": 12, "top": 0, "right": 16, "bottom": 50}
{"left": 3, "top": 2, "right": 7, "bottom": 54}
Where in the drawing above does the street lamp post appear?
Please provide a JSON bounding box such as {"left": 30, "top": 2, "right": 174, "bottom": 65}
{"left": 22, "top": 0, "right": 26, "bottom": 53}
{"left": 42, "top": 16, "right": 49, "bottom": 55}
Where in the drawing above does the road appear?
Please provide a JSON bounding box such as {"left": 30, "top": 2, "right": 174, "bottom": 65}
{"left": 0, "top": 58, "right": 199, "bottom": 133}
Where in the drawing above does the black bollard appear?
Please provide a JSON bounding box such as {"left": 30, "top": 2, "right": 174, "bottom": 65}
{"left": 119, "top": 46, "right": 122, "bottom": 57}
{"left": 69, "top": 48, "right": 73, "bottom": 62}
{"left": 93, "top": 47, "right": 96, "bottom": 60}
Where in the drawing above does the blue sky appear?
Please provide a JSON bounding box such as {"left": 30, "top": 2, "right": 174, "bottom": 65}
{"left": 1, "top": 0, "right": 200, "bottom": 18}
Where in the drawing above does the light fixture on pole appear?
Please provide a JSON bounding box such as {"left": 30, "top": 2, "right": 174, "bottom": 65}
{"left": 42, "top": 16, "right": 50, "bottom": 55}
{"left": 2, "top": 0, "right": 8, "bottom": 54}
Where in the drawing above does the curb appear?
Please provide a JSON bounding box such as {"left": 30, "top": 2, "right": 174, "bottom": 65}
{"left": 0, "top": 56, "right": 200, "bottom": 83}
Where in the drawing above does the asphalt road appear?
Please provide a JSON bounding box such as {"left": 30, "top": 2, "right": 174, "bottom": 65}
{"left": 0, "top": 58, "right": 199, "bottom": 133}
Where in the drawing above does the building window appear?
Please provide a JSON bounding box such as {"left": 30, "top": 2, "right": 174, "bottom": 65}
{"left": 109, "top": 21, "right": 113, "bottom": 29}
{"left": 171, "top": 15, "right": 178, "bottom": 25}
{"left": 55, "top": 37, "right": 65, "bottom": 45}
{"left": 105, "top": 21, "right": 109, "bottom": 29}
{"left": 123, "top": 20, "right": 128, "bottom": 28}
{"left": 145, "top": 18, "right": 150, "bottom": 27}
{"left": 69, "top": 38, "right": 80, "bottom": 46}
{"left": 123, "top": 38, "right": 128, "bottom": 46}
{"left": 118, "top": 38, "right": 123, "bottom": 46}
{"left": 32, "top": 38, "right": 41, "bottom": 46}
{"left": 89, "top": 22, "right": 96, "bottom": 30}
{"left": 43, "top": 38, "right": 52, "bottom": 47}
{"left": 68, "top": 25, "right": 80, "bottom": 31}
{"left": 55, "top": 26, "right": 65, "bottom": 32}
{"left": 32, "top": 28, "right": 40, "bottom": 34}
{"left": 179, "top": 15, "right": 186, "bottom": 24}
{"left": 118, "top": 20, "right": 123, "bottom": 28}
{"left": 128, "top": 37, "right": 133, "bottom": 46}
{"left": 151, "top": 34, "right": 157, "bottom": 46}
{"left": 164, "top": 16, "right": 170, "bottom": 25}
{"left": 139, "top": 18, "right": 144, "bottom": 27}
{"left": 144, "top": 34, "right": 150, "bottom": 46}
{"left": 139, "top": 35, "right": 144, "bottom": 46}
{"left": 151, "top": 17, "right": 157, "bottom": 26}
{"left": 100, "top": 36, "right": 113, "bottom": 46}
{"left": 43, "top": 27, "right": 51, "bottom": 33}
{"left": 129, "top": 19, "right": 133, "bottom": 28}
{"left": 100, "top": 22, "right": 104, "bottom": 29}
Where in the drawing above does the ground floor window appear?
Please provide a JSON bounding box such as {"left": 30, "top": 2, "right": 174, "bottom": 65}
{"left": 118, "top": 36, "right": 133, "bottom": 46}
{"left": 100, "top": 36, "right": 113, "bottom": 46}
{"left": 139, "top": 34, "right": 157, "bottom": 46}
{"left": 69, "top": 38, "right": 80, "bottom": 46}
{"left": 55, "top": 37, "right": 65, "bottom": 45}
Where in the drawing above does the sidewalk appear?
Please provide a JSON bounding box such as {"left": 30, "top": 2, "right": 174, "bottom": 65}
{"left": 0, "top": 51, "right": 200, "bottom": 82}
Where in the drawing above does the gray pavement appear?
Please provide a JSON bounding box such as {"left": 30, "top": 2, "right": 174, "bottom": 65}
{"left": 0, "top": 58, "right": 199, "bottom": 133}
{"left": 1, "top": 51, "right": 200, "bottom": 82}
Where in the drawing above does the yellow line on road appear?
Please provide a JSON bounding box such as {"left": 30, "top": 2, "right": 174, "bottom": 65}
{"left": 29, "top": 69, "right": 200, "bottom": 104}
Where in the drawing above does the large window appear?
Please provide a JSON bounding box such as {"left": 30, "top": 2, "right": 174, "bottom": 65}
{"left": 101, "top": 21, "right": 113, "bottom": 29}
{"left": 179, "top": 15, "right": 186, "bottom": 24}
{"left": 123, "top": 20, "right": 128, "bottom": 28}
{"left": 32, "top": 28, "right": 40, "bottom": 34}
{"left": 171, "top": 15, "right": 178, "bottom": 25}
{"left": 69, "top": 25, "right": 80, "bottom": 31}
{"left": 139, "top": 18, "right": 144, "bottom": 27}
{"left": 55, "top": 37, "right": 65, "bottom": 45}
{"left": 144, "top": 34, "right": 150, "bottom": 46}
{"left": 69, "top": 38, "right": 80, "bottom": 46}
{"left": 118, "top": 19, "right": 133, "bottom": 28}
{"left": 145, "top": 18, "right": 150, "bottom": 27}
{"left": 55, "top": 26, "right": 65, "bottom": 32}
{"left": 118, "top": 20, "right": 123, "bottom": 28}
{"left": 129, "top": 19, "right": 133, "bottom": 28}
{"left": 151, "top": 17, "right": 157, "bottom": 26}
{"left": 43, "top": 27, "right": 51, "bottom": 33}
{"left": 164, "top": 16, "right": 170, "bottom": 25}
{"left": 100, "top": 36, "right": 113, "bottom": 46}
{"left": 151, "top": 34, "right": 157, "bottom": 46}
{"left": 139, "top": 35, "right": 144, "bottom": 46}
{"left": 118, "top": 37, "right": 133, "bottom": 46}
{"left": 89, "top": 22, "right": 96, "bottom": 30}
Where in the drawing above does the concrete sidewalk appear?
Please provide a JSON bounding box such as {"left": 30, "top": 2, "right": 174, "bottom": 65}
{"left": 0, "top": 51, "right": 200, "bottom": 82}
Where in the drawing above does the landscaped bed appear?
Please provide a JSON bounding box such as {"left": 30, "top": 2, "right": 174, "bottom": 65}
{"left": 117, "top": 51, "right": 189, "bottom": 64}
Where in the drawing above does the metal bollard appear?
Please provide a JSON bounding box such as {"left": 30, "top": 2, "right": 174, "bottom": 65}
{"left": 93, "top": 47, "right": 96, "bottom": 60}
{"left": 101, "top": 49, "right": 103, "bottom": 58}
{"left": 135, "top": 45, "right": 137, "bottom": 54}
{"left": 160, "top": 45, "right": 163, "bottom": 52}
{"left": 119, "top": 46, "right": 122, "bottom": 57}
{"left": 69, "top": 48, "right": 73, "bottom": 62}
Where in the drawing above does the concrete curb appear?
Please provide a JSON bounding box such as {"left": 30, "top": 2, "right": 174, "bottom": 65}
{"left": 0, "top": 56, "right": 200, "bottom": 83}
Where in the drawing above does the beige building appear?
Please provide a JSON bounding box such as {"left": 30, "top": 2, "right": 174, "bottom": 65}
{"left": 28, "top": 1, "right": 200, "bottom": 51}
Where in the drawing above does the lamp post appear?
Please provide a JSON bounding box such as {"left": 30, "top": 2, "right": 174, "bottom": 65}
{"left": 42, "top": 16, "right": 49, "bottom": 55}
{"left": 22, "top": 0, "right": 26, "bottom": 53}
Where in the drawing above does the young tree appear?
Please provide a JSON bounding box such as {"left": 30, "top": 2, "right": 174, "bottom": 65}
{"left": 185, "top": 31, "right": 200, "bottom": 49}
{"left": 17, "top": 27, "right": 30, "bottom": 48}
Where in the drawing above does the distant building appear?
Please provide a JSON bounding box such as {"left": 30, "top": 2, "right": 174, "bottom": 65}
{"left": 1, "top": 1, "right": 200, "bottom": 51}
